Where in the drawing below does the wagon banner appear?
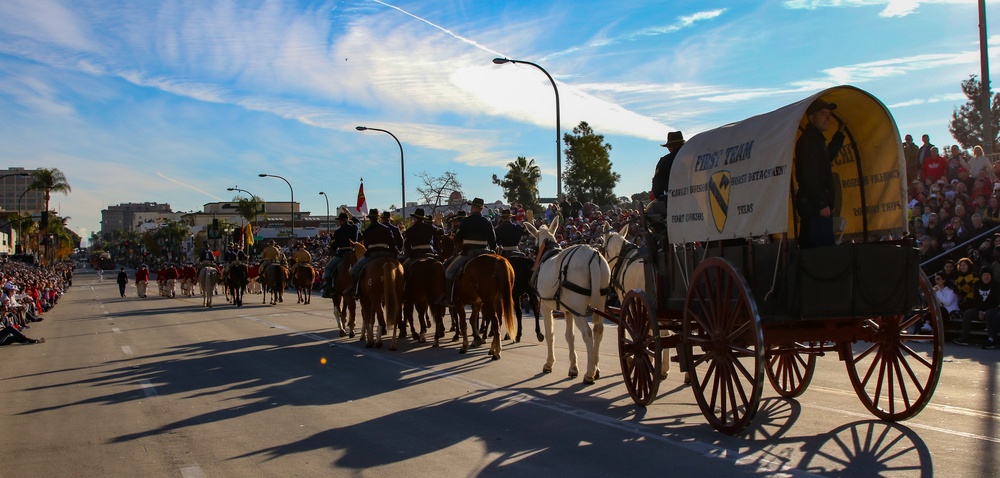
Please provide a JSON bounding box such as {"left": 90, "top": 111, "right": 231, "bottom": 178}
{"left": 666, "top": 86, "right": 908, "bottom": 244}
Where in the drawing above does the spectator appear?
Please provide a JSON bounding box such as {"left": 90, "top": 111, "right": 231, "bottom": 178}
{"left": 903, "top": 134, "right": 920, "bottom": 182}
{"left": 921, "top": 147, "right": 948, "bottom": 183}
{"left": 917, "top": 134, "right": 934, "bottom": 167}
{"left": 933, "top": 273, "right": 960, "bottom": 332}
{"left": 955, "top": 267, "right": 1000, "bottom": 347}
{"left": 955, "top": 257, "right": 979, "bottom": 308}
{"left": 967, "top": 145, "right": 995, "bottom": 182}
{"left": 116, "top": 268, "right": 128, "bottom": 297}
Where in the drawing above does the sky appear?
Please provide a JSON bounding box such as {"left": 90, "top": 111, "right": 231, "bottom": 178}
{"left": 0, "top": 0, "right": 996, "bottom": 245}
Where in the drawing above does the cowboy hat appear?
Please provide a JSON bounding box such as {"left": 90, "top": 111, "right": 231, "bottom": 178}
{"left": 367, "top": 208, "right": 380, "bottom": 219}
{"left": 661, "top": 131, "right": 685, "bottom": 148}
{"left": 499, "top": 208, "right": 512, "bottom": 218}
{"left": 806, "top": 98, "right": 837, "bottom": 116}
{"left": 467, "top": 197, "right": 485, "bottom": 208}
{"left": 410, "top": 208, "right": 428, "bottom": 220}
{"left": 381, "top": 210, "right": 392, "bottom": 219}
{"left": 337, "top": 212, "right": 350, "bottom": 221}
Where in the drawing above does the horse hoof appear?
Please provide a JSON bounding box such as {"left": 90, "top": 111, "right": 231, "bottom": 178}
{"left": 594, "top": 370, "right": 601, "bottom": 380}
{"left": 459, "top": 348, "right": 467, "bottom": 354}
{"left": 375, "top": 342, "right": 382, "bottom": 349}
{"left": 568, "top": 371, "right": 579, "bottom": 378}
{"left": 365, "top": 342, "right": 373, "bottom": 348}
{"left": 583, "top": 377, "right": 596, "bottom": 385}
{"left": 542, "top": 366, "right": 552, "bottom": 374}
{"left": 339, "top": 331, "right": 347, "bottom": 338}
{"left": 389, "top": 344, "right": 397, "bottom": 351}
{"left": 349, "top": 331, "right": 355, "bottom": 339}
{"left": 536, "top": 333, "right": 544, "bottom": 342}
{"left": 491, "top": 354, "right": 500, "bottom": 361}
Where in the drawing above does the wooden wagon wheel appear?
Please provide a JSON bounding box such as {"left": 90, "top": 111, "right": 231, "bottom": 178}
{"left": 618, "top": 290, "right": 662, "bottom": 406}
{"left": 682, "top": 257, "right": 764, "bottom": 434}
{"left": 765, "top": 342, "right": 817, "bottom": 398}
{"left": 843, "top": 272, "right": 944, "bottom": 421}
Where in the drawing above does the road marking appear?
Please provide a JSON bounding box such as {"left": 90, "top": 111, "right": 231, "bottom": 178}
{"left": 179, "top": 466, "right": 205, "bottom": 478}
{"left": 809, "top": 384, "right": 1000, "bottom": 422}
{"left": 240, "top": 315, "right": 818, "bottom": 477}
{"left": 112, "top": 327, "right": 121, "bottom": 334}
{"left": 138, "top": 379, "right": 158, "bottom": 398}
{"left": 121, "top": 345, "right": 133, "bottom": 355}
{"left": 805, "top": 402, "right": 1000, "bottom": 444}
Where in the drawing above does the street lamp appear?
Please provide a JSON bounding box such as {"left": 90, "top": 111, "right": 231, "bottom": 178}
{"left": 227, "top": 186, "right": 261, "bottom": 231}
{"left": 258, "top": 173, "right": 294, "bottom": 239}
{"left": 492, "top": 57, "right": 562, "bottom": 200}
{"left": 318, "top": 191, "right": 331, "bottom": 234}
{"left": 356, "top": 126, "right": 406, "bottom": 218}
{"left": 15, "top": 189, "right": 31, "bottom": 254}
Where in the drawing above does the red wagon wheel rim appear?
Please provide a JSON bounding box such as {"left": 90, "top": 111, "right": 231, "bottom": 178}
{"left": 844, "top": 272, "right": 944, "bottom": 420}
{"left": 683, "top": 257, "right": 764, "bottom": 435}
{"left": 765, "top": 342, "right": 818, "bottom": 398}
{"left": 618, "top": 290, "right": 662, "bottom": 406}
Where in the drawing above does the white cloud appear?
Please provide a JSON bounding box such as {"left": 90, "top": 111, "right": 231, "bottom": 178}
{"left": 783, "top": 0, "right": 974, "bottom": 18}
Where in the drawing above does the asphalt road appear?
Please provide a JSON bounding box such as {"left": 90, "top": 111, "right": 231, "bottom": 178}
{"left": 1, "top": 269, "right": 997, "bottom": 477}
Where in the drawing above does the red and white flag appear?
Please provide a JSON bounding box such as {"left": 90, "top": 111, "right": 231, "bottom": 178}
{"left": 356, "top": 179, "right": 368, "bottom": 216}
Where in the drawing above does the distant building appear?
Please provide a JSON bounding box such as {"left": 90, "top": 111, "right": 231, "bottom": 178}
{"left": 0, "top": 167, "right": 44, "bottom": 215}
{"left": 101, "top": 202, "right": 173, "bottom": 238}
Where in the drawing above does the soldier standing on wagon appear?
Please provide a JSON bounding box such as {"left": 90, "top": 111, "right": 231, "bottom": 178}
{"left": 795, "top": 99, "right": 846, "bottom": 248}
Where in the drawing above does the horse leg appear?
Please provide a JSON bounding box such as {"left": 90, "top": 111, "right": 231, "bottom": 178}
{"left": 541, "top": 302, "right": 556, "bottom": 374}
{"left": 566, "top": 313, "right": 579, "bottom": 378}
{"left": 333, "top": 297, "right": 347, "bottom": 337}
{"left": 457, "top": 306, "right": 470, "bottom": 354}
{"left": 532, "top": 294, "right": 544, "bottom": 343}
{"left": 576, "top": 315, "right": 599, "bottom": 383}
{"left": 490, "top": 308, "right": 502, "bottom": 361}
{"left": 347, "top": 300, "right": 357, "bottom": 339}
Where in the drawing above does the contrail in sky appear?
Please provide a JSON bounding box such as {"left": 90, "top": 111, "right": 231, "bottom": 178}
{"left": 370, "top": 0, "right": 505, "bottom": 57}
{"left": 156, "top": 172, "right": 223, "bottom": 201}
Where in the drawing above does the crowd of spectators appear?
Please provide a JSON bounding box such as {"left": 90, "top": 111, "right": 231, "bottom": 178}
{"left": 0, "top": 260, "right": 73, "bottom": 346}
{"left": 907, "top": 134, "right": 1000, "bottom": 348}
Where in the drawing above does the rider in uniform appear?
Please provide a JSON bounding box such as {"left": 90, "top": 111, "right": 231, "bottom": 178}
{"left": 494, "top": 208, "right": 527, "bottom": 260}
{"left": 442, "top": 198, "right": 497, "bottom": 306}
{"left": 350, "top": 209, "right": 397, "bottom": 297}
{"left": 260, "top": 240, "right": 285, "bottom": 267}
{"left": 199, "top": 244, "right": 217, "bottom": 268}
{"left": 381, "top": 211, "right": 404, "bottom": 255}
{"left": 322, "top": 212, "right": 359, "bottom": 298}
{"left": 402, "top": 208, "right": 440, "bottom": 273}
{"left": 221, "top": 242, "right": 240, "bottom": 283}
{"left": 289, "top": 242, "right": 313, "bottom": 281}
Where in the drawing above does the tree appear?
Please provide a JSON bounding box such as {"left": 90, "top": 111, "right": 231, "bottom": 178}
{"left": 492, "top": 156, "right": 542, "bottom": 213}
{"left": 563, "top": 121, "right": 620, "bottom": 205}
{"left": 949, "top": 75, "right": 1000, "bottom": 150}
{"left": 234, "top": 195, "right": 265, "bottom": 225}
{"left": 28, "top": 168, "right": 71, "bottom": 228}
{"left": 415, "top": 171, "right": 462, "bottom": 213}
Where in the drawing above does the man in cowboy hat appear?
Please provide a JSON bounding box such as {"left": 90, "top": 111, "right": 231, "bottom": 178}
{"left": 380, "top": 210, "right": 404, "bottom": 254}
{"left": 402, "top": 207, "right": 440, "bottom": 269}
{"left": 260, "top": 239, "right": 285, "bottom": 268}
{"left": 651, "top": 131, "right": 685, "bottom": 201}
{"left": 350, "top": 208, "right": 397, "bottom": 297}
{"left": 288, "top": 241, "right": 313, "bottom": 285}
{"left": 795, "top": 98, "right": 846, "bottom": 248}
{"left": 322, "top": 211, "right": 360, "bottom": 298}
{"left": 495, "top": 208, "right": 527, "bottom": 259}
{"left": 442, "top": 198, "right": 497, "bottom": 306}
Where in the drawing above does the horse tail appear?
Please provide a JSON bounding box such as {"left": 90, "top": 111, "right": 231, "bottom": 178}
{"left": 383, "top": 261, "right": 401, "bottom": 328}
{"left": 497, "top": 258, "right": 518, "bottom": 339}
{"left": 589, "top": 247, "right": 611, "bottom": 312}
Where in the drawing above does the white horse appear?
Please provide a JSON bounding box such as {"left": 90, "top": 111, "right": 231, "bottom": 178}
{"left": 198, "top": 266, "right": 219, "bottom": 308}
{"left": 526, "top": 216, "right": 611, "bottom": 384}
{"left": 602, "top": 225, "right": 671, "bottom": 380}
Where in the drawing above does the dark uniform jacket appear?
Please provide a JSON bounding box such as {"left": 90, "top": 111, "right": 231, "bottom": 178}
{"left": 403, "top": 221, "right": 439, "bottom": 257}
{"left": 795, "top": 123, "right": 845, "bottom": 217}
{"left": 652, "top": 151, "right": 677, "bottom": 200}
{"left": 456, "top": 212, "right": 497, "bottom": 253}
{"left": 495, "top": 221, "right": 526, "bottom": 250}
{"left": 329, "top": 222, "right": 360, "bottom": 256}
{"left": 385, "top": 223, "right": 404, "bottom": 253}
{"left": 361, "top": 222, "right": 395, "bottom": 257}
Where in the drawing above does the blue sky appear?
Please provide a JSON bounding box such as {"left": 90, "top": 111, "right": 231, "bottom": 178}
{"left": 0, "top": 0, "right": 995, "bottom": 245}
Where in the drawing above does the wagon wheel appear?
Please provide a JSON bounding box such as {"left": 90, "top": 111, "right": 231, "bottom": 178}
{"left": 765, "top": 342, "right": 817, "bottom": 398}
{"left": 843, "top": 272, "right": 944, "bottom": 421}
{"left": 682, "top": 257, "right": 764, "bottom": 434}
{"left": 618, "top": 290, "right": 662, "bottom": 406}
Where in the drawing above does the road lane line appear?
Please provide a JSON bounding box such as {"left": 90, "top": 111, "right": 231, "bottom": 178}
{"left": 240, "top": 315, "right": 818, "bottom": 477}
{"left": 808, "top": 385, "right": 1000, "bottom": 421}
{"left": 804, "top": 402, "right": 1000, "bottom": 444}
{"left": 138, "top": 379, "right": 158, "bottom": 398}
{"left": 179, "top": 465, "right": 205, "bottom": 478}
{"left": 121, "top": 345, "right": 133, "bottom": 355}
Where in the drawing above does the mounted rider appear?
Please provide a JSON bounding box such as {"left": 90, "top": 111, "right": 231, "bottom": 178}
{"left": 198, "top": 243, "right": 217, "bottom": 269}
{"left": 494, "top": 208, "right": 528, "bottom": 260}
{"left": 402, "top": 207, "right": 440, "bottom": 273}
{"left": 220, "top": 242, "right": 244, "bottom": 283}
{"left": 381, "top": 210, "right": 404, "bottom": 255}
{"left": 442, "top": 198, "right": 497, "bottom": 306}
{"left": 321, "top": 212, "right": 359, "bottom": 298}
{"left": 260, "top": 239, "right": 286, "bottom": 267}
{"left": 350, "top": 208, "right": 398, "bottom": 297}
{"left": 289, "top": 241, "right": 313, "bottom": 281}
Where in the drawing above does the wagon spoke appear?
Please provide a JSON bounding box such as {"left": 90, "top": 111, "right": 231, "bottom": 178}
{"left": 726, "top": 319, "right": 752, "bottom": 343}
{"left": 730, "top": 358, "right": 751, "bottom": 405}
{"left": 700, "top": 358, "right": 718, "bottom": 391}
{"left": 872, "top": 352, "right": 888, "bottom": 412}
{"left": 898, "top": 314, "right": 921, "bottom": 332}
{"left": 891, "top": 351, "right": 912, "bottom": 409}
{"left": 726, "top": 364, "right": 740, "bottom": 423}
{"left": 731, "top": 352, "right": 756, "bottom": 383}
{"left": 710, "top": 360, "right": 723, "bottom": 414}
{"left": 859, "top": 347, "right": 884, "bottom": 389}
{"left": 853, "top": 341, "right": 879, "bottom": 364}
{"left": 897, "top": 342, "right": 933, "bottom": 369}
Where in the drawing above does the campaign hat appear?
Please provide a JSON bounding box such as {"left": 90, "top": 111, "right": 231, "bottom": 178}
{"left": 661, "top": 131, "right": 685, "bottom": 148}
{"left": 806, "top": 98, "right": 837, "bottom": 116}
{"left": 467, "top": 197, "right": 485, "bottom": 208}
{"left": 410, "top": 208, "right": 428, "bottom": 220}
{"left": 367, "top": 208, "right": 381, "bottom": 219}
{"left": 337, "top": 212, "right": 350, "bottom": 221}
{"left": 499, "top": 208, "right": 512, "bottom": 218}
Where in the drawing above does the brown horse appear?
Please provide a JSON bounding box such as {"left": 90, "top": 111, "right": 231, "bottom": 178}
{"left": 402, "top": 258, "right": 446, "bottom": 346}
{"left": 261, "top": 263, "right": 288, "bottom": 305}
{"left": 357, "top": 252, "right": 404, "bottom": 350}
{"left": 293, "top": 264, "right": 315, "bottom": 305}
{"left": 330, "top": 248, "right": 360, "bottom": 338}
{"left": 451, "top": 254, "right": 517, "bottom": 359}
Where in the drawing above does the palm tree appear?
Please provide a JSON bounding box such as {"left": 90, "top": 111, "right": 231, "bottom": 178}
{"left": 29, "top": 168, "right": 72, "bottom": 228}
{"left": 492, "top": 156, "right": 542, "bottom": 213}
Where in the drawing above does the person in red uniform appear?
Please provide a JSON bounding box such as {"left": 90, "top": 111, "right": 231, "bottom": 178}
{"left": 135, "top": 265, "right": 150, "bottom": 298}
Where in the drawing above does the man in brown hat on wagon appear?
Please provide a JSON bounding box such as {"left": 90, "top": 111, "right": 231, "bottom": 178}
{"left": 651, "top": 131, "right": 685, "bottom": 201}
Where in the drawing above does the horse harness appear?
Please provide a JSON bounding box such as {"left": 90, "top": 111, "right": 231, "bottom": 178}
{"left": 607, "top": 239, "right": 642, "bottom": 294}
{"left": 536, "top": 243, "right": 611, "bottom": 317}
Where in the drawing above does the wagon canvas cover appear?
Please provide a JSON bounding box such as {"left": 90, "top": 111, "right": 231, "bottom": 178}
{"left": 665, "top": 86, "right": 908, "bottom": 244}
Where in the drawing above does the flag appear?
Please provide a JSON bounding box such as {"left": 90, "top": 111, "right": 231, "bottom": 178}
{"left": 244, "top": 223, "right": 254, "bottom": 247}
{"left": 356, "top": 179, "right": 369, "bottom": 215}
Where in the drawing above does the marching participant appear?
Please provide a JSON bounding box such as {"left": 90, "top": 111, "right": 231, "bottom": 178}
{"left": 322, "top": 212, "right": 359, "bottom": 298}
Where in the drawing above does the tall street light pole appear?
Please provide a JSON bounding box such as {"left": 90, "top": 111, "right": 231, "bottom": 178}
{"left": 258, "top": 173, "right": 294, "bottom": 239}
{"left": 493, "top": 57, "right": 562, "bottom": 201}
{"left": 356, "top": 126, "right": 406, "bottom": 218}
{"left": 227, "top": 186, "right": 260, "bottom": 231}
{"left": 15, "top": 189, "right": 30, "bottom": 254}
{"left": 319, "top": 191, "right": 331, "bottom": 234}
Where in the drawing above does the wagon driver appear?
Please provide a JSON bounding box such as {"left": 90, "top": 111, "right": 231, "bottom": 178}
{"left": 795, "top": 98, "right": 846, "bottom": 248}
